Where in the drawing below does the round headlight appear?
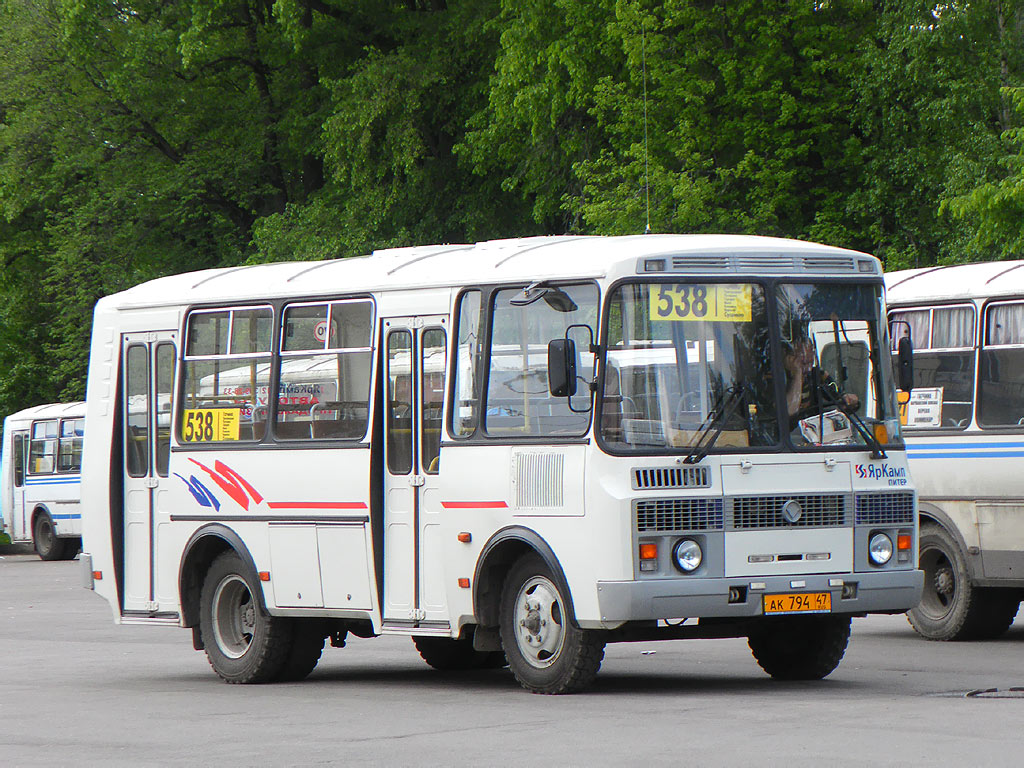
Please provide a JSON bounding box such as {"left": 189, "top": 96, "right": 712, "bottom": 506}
{"left": 673, "top": 539, "right": 703, "bottom": 572}
{"left": 869, "top": 533, "right": 893, "bottom": 565}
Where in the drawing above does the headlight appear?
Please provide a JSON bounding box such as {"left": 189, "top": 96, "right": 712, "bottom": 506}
{"left": 869, "top": 533, "right": 893, "bottom": 565}
{"left": 673, "top": 539, "right": 703, "bottom": 573}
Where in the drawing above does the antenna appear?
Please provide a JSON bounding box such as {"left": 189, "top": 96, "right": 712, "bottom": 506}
{"left": 641, "top": 17, "right": 651, "bottom": 234}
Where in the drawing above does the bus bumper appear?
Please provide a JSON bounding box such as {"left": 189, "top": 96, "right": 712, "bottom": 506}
{"left": 80, "top": 553, "right": 94, "bottom": 590}
{"left": 595, "top": 569, "right": 923, "bottom": 624}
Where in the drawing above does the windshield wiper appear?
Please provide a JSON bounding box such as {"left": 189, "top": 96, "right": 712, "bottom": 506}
{"left": 683, "top": 384, "right": 746, "bottom": 465}
{"left": 808, "top": 370, "right": 886, "bottom": 460}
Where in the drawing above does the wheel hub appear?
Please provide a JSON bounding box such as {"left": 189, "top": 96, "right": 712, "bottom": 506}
{"left": 513, "top": 576, "right": 565, "bottom": 668}
{"left": 934, "top": 567, "right": 955, "bottom": 597}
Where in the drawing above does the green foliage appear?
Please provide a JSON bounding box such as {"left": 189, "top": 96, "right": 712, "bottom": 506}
{"left": 0, "top": 0, "right": 1023, "bottom": 421}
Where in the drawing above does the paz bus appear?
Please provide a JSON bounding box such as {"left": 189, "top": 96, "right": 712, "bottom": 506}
{"left": 886, "top": 261, "right": 1024, "bottom": 641}
{"left": 1, "top": 401, "right": 85, "bottom": 560}
{"left": 80, "top": 235, "right": 922, "bottom": 694}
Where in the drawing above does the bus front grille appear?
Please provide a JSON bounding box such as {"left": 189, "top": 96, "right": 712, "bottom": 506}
{"left": 855, "top": 491, "right": 915, "bottom": 525}
{"left": 632, "top": 466, "right": 710, "bottom": 490}
{"left": 729, "top": 494, "right": 847, "bottom": 529}
{"left": 635, "top": 498, "right": 724, "bottom": 532}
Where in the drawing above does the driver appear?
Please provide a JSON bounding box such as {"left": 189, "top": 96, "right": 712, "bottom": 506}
{"left": 783, "top": 329, "right": 858, "bottom": 424}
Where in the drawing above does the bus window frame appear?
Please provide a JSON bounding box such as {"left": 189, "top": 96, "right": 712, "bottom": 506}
{"left": 178, "top": 303, "right": 275, "bottom": 446}
{"left": 174, "top": 295, "right": 379, "bottom": 452}
{"left": 56, "top": 417, "right": 85, "bottom": 474}
{"left": 275, "top": 297, "right": 375, "bottom": 443}
{"left": 889, "top": 300, "right": 978, "bottom": 433}
{"left": 976, "top": 297, "right": 1024, "bottom": 432}
{"left": 28, "top": 419, "right": 59, "bottom": 475}
{"left": 445, "top": 280, "right": 600, "bottom": 445}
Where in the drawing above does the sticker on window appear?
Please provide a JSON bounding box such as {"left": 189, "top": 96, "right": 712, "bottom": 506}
{"left": 649, "top": 284, "right": 752, "bottom": 322}
{"left": 182, "top": 408, "right": 242, "bottom": 442}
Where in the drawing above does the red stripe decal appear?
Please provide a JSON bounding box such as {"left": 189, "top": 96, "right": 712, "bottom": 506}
{"left": 266, "top": 501, "right": 368, "bottom": 510}
{"left": 441, "top": 501, "right": 509, "bottom": 509}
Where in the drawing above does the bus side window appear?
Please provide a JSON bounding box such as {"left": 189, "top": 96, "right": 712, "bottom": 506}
{"left": 980, "top": 302, "right": 1024, "bottom": 427}
{"left": 29, "top": 420, "right": 58, "bottom": 474}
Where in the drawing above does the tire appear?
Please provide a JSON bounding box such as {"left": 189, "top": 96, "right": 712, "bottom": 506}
{"left": 34, "top": 514, "right": 72, "bottom": 561}
{"left": 199, "top": 550, "right": 292, "bottom": 684}
{"left": 499, "top": 554, "right": 604, "bottom": 694}
{"left": 275, "top": 621, "right": 326, "bottom": 682}
{"left": 907, "top": 522, "right": 1015, "bottom": 641}
{"left": 748, "top": 614, "right": 851, "bottom": 680}
{"left": 412, "top": 635, "right": 507, "bottom": 671}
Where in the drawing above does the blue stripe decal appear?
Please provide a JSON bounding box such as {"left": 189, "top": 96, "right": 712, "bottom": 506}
{"left": 51, "top": 513, "right": 81, "bottom": 520}
{"left": 25, "top": 478, "right": 81, "bottom": 485}
{"left": 905, "top": 442, "right": 1024, "bottom": 450}
{"left": 908, "top": 451, "right": 1024, "bottom": 459}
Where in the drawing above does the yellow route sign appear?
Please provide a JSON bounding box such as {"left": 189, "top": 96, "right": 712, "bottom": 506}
{"left": 648, "top": 283, "right": 752, "bottom": 322}
{"left": 181, "top": 408, "right": 241, "bottom": 442}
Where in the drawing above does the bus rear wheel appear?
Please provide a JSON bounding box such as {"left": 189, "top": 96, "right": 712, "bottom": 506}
{"left": 908, "top": 522, "right": 1018, "bottom": 641}
{"left": 499, "top": 554, "right": 604, "bottom": 694}
{"left": 33, "top": 514, "right": 74, "bottom": 561}
{"left": 199, "top": 551, "right": 292, "bottom": 683}
{"left": 748, "top": 614, "right": 851, "bottom": 680}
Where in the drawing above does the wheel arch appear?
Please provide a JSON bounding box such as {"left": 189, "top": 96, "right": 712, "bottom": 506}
{"left": 917, "top": 501, "right": 981, "bottom": 582}
{"left": 30, "top": 504, "right": 52, "bottom": 534}
{"left": 178, "top": 524, "right": 263, "bottom": 629}
{"left": 472, "top": 526, "right": 578, "bottom": 629}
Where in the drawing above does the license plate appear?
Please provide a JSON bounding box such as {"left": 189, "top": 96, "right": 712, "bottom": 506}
{"left": 763, "top": 592, "right": 832, "bottom": 615}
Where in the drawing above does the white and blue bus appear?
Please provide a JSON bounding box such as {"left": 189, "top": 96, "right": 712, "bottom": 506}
{"left": 1, "top": 402, "right": 85, "bottom": 560}
{"left": 80, "top": 235, "right": 921, "bottom": 693}
{"left": 887, "top": 262, "right": 1024, "bottom": 640}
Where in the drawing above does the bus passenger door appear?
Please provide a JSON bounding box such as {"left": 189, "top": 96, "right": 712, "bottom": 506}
{"left": 11, "top": 431, "right": 28, "bottom": 540}
{"left": 121, "top": 333, "right": 177, "bottom": 615}
{"left": 382, "top": 316, "right": 450, "bottom": 627}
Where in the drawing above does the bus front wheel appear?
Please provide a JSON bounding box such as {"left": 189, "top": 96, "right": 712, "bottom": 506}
{"left": 909, "top": 522, "right": 1020, "bottom": 641}
{"left": 747, "top": 614, "right": 851, "bottom": 680}
{"left": 499, "top": 554, "right": 605, "bottom": 694}
{"left": 199, "top": 550, "right": 292, "bottom": 683}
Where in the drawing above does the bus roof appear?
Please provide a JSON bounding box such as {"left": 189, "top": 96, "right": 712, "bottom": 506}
{"left": 885, "top": 260, "right": 1024, "bottom": 305}
{"left": 4, "top": 401, "right": 86, "bottom": 425}
{"left": 98, "top": 234, "right": 875, "bottom": 311}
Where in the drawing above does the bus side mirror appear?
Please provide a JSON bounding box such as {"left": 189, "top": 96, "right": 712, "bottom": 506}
{"left": 548, "top": 338, "right": 578, "bottom": 397}
{"left": 897, "top": 336, "right": 914, "bottom": 392}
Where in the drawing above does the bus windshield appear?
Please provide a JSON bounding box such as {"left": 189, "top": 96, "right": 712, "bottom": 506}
{"left": 601, "top": 282, "right": 778, "bottom": 451}
{"left": 778, "top": 282, "right": 902, "bottom": 450}
{"left": 600, "top": 280, "right": 902, "bottom": 453}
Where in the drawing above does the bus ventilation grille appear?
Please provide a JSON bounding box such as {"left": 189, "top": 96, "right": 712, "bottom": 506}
{"left": 729, "top": 494, "right": 847, "bottom": 528}
{"left": 635, "top": 498, "right": 724, "bottom": 532}
{"left": 633, "top": 466, "right": 710, "bottom": 490}
{"left": 854, "top": 492, "right": 915, "bottom": 525}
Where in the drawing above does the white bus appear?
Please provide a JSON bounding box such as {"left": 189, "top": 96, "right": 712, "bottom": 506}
{"left": 80, "top": 235, "right": 921, "bottom": 694}
{"left": 886, "top": 261, "right": 1024, "bottom": 640}
{"left": 1, "top": 402, "right": 85, "bottom": 560}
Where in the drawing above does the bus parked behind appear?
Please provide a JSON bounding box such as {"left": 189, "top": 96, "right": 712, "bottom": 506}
{"left": 887, "top": 262, "right": 1024, "bottom": 640}
{"left": 1, "top": 402, "right": 85, "bottom": 560}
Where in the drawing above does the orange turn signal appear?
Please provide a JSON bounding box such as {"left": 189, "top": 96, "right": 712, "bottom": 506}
{"left": 457, "top": 578, "right": 471, "bottom": 588}
{"left": 897, "top": 534, "right": 912, "bottom": 551}
{"left": 639, "top": 543, "right": 658, "bottom": 560}
{"left": 872, "top": 423, "right": 889, "bottom": 445}
{"left": 457, "top": 532, "right": 472, "bottom": 543}
{"left": 92, "top": 570, "right": 102, "bottom": 581}
{"left": 258, "top": 571, "right": 271, "bottom": 582}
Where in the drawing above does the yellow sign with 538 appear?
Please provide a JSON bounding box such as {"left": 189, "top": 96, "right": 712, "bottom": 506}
{"left": 181, "top": 408, "right": 241, "bottom": 442}
{"left": 648, "top": 283, "right": 752, "bottom": 323}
